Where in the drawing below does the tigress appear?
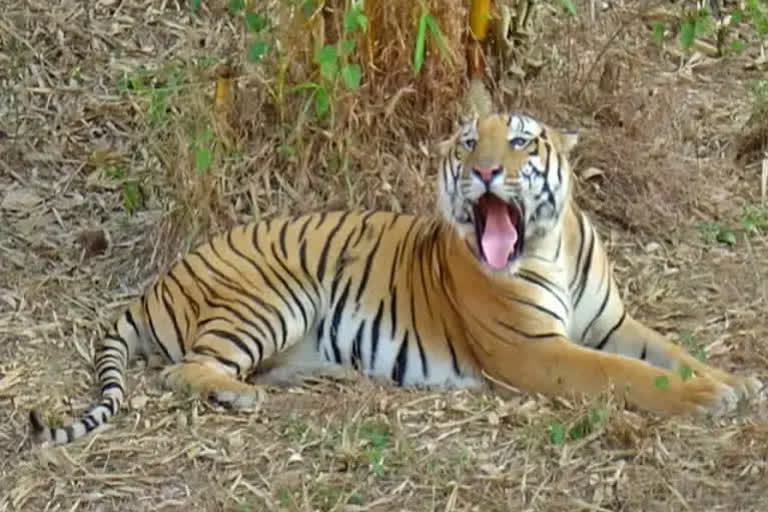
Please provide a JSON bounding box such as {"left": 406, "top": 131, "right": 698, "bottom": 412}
{"left": 30, "top": 111, "right": 763, "bottom": 445}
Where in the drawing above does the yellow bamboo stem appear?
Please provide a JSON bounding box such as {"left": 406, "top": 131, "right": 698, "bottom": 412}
{"left": 469, "top": 0, "right": 491, "bottom": 41}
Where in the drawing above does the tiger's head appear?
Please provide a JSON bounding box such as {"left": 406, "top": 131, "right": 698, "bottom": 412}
{"left": 438, "top": 112, "right": 578, "bottom": 272}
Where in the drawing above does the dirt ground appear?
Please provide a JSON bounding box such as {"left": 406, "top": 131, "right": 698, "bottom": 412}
{"left": 2, "top": 0, "right": 768, "bottom": 511}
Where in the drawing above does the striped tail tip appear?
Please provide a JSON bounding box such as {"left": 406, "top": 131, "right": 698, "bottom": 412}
{"left": 28, "top": 409, "right": 53, "bottom": 443}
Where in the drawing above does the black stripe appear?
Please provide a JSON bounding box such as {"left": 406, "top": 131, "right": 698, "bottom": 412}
{"left": 389, "top": 287, "right": 398, "bottom": 339}
{"left": 297, "top": 215, "right": 314, "bottom": 241}
{"left": 355, "top": 226, "right": 385, "bottom": 303}
{"left": 387, "top": 213, "right": 402, "bottom": 230}
{"left": 580, "top": 278, "right": 612, "bottom": 342}
{"left": 204, "top": 329, "right": 255, "bottom": 370}
{"left": 251, "top": 222, "right": 265, "bottom": 256}
{"left": 410, "top": 293, "right": 429, "bottom": 379}
{"left": 329, "top": 279, "right": 352, "bottom": 364}
{"left": 391, "top": 331, "right": 409, "bottom": 386}
{"left": 182, "top": 260, "right": 278, "bottom": 351}
{"left": 351, "top": 321, "right": 365, "bottom": 371}
{"left": 496, "top": 320, "right": 562, "bottom": 340}
{"left": 101, "top": 333, "right": 129, "bottom": 360}
{"left": 161, "top": 281, "right": 186, "bottom": 354}
{"left": 144, "top": 292, "right": 174, "bottom": 362}
{"left": 270, "top": 243, "right": 317, "bottom": 308}
{"left": 572, "top": 225, "right": 596, "bottom": 307}
{"left": 269, "top": 243, "right": 309, "bottom": 329}
{"left": 101, "top": 382, "right": 123, "bottom": 394}
{"left": 640, "top": 343, "right": 647, "bottom": 360}
{"left": 316, "top": 318, "right": 326, "bottom": 352}
{"left": 187, "top": 254, "right": 288, "bottom": 350}
{"left": 508, "top": 296, "right": 566, "bottom": 327}
{"left": 369, "top": 300, "right": 384, "bottom": 370}
{"left": 278, "top": 220, "right": 289, "bottom": 258}
{"left": 317, "top": 212, "right": 351, "bottom": 283}
{"left": 388, "top": 242, "right": 402, "bottom": 292}
{"left": 220, "top": 233, "right": 298, "bottom": 320}
{"left": 443, "top": 326, "right": 461, "bottom": 376}
{"left": 192, "top": 346, "right": 241, "bottom": 373}
{"left": 569, "top": 213, "right": 587, "bottom": 290}
{"left": 313, "top": 212, "right": 328, "bottom": 230}
{"left": 396, "top": 220, "right": 420, "bottom": 270}
{"left": 595, "top": 311, "right": 626, "bottom": 350}
{"left": 515, "top": 270, "right": 569, "bottom": 314}
{"left": 298, "top": 241, "right": 321, "bottom": 300}
{"left": 352, "top": 211, "right": 378, "bottom": 246}
{"left": 167, "top": 268, "right": 201, "bottom": 318}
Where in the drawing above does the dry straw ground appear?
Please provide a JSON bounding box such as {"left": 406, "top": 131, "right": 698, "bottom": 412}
{"left": 2, "top": 0, "right": 768, "bottom": 510}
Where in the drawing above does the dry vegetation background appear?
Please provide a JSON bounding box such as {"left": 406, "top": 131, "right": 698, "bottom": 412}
{"left": 2, "top": 0, "right": 768, "bottom": 510}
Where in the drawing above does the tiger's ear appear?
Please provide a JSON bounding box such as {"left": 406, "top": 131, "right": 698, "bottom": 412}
{"left": 559, "top": 129, "right": 579, "bottom": 155}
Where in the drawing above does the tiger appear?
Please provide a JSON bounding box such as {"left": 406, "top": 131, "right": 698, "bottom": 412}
{"left": 30, "top": 111, "right": 763, "bottom": 445}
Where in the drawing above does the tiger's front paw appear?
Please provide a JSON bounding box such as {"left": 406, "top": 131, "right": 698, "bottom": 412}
{"left": 679, "top": 377, "right": 740, "bottom": 417}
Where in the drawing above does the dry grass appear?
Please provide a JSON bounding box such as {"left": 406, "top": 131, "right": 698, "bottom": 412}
{"left": 2, "top": 0, "right": 768, "bottom": 510}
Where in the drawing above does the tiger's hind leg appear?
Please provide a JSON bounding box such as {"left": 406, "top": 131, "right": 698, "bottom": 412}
{"left": 162, "top": 357, "right": 266, "bottom": 409}
{"left": 161, "top": 327, "right": 271, "bottom": 410}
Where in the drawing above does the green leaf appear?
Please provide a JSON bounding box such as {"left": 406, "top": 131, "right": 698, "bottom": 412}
{"left": 654, "top": 375, "right": 670, "bottom": 390}
{"left": 319, "top": 60, "right": 338, "bottom": 82}
{"left": 652, "top": 22, "right": 665, "bottom": 45}
{"left": 341, "top": 63, "right": 362, "bottom": 90}
{"left": 679, "top": 364, "right": 692, "bottom": 381}
{"left": 246, "top": 12, "right": 267, "bottom": 33}
{"left": 716, "top": 228, "right": 736, "bottom": 245}
{"left": 730, "top": 39, "right": 746, "bottom": 51}
{"left": 195, "top": 146, "right": 211, "bottom": 175}
{"left": 344, "top": 6, "right": 368, "bottom": 33}
{"left": 314, "top": 44, "right": 338, "bottom": 65}
{"left": 122, "top": 183, "right": 140, "bottom": 213}
{"left": 189, "top": 0, "right": 201, "bottom": 13}
{"left": 229, "top": 0, "right": 244, "bottom": 14}
{"left": 342, "top": 38, "right": 356, "bottom": 55}
{"left": 549, "top": 422, "right": 565, "bottom": 444}
{"left": 694, "top": 13, "right": 713, "bottom": 37}
{"left": 413, "top": 11, "right": 429, "bottom": 74}
{"left": 679, "top": 20, "right": 696, "bottom": 49}
{"left": 247, "top": 39, "right": 268, "bottom": 63}
{"left": 287, "top": 81, "right": 321, "bottom": 93}
{"left": 301, "top": 0, "right": 316, "bottom": 18}
{"left": 560, "top": 0, "right": 577, "bottom": 17}
{"left": 730, "top": 8, "right": 744, "bottom": 24}
{"left": 425, "top": 13, "right": 450, "bottom": 61}
{"left": 313, "top": 87, "right": 330, "bottom": 116}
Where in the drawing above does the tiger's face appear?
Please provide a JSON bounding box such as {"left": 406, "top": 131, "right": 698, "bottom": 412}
{"left": 438, "top": 112, "right": 578, "bottom": 272}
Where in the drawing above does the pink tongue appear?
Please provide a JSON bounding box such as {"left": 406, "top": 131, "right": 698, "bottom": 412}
{"left": 481, "top": 199, "right": 518, "bottom": 269}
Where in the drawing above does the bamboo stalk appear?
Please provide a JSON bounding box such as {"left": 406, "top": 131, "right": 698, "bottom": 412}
{"left": 467, "top": 0, "right": 492, "bottom": 80}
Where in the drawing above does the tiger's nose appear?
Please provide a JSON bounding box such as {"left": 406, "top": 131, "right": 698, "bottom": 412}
{"left": 472, "top": 165, "right": 502, "bottom": 185}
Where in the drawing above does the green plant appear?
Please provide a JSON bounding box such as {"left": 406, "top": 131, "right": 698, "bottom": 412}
{"left": 680, "top": 331, "right": 707, "bottom": 363}
{"left": 288, "top": 1, "right": 367, "bottom": 119}
{"left": 650, "top": 1, "right": 768, "bottom": 57}
{"left": 697, "top": 220, "right": 737, "bottom": 246}
{"left": 191, "top": 126, "right": 215, "bottom": 175}
{"left": 549, "top": 407, "right": 608, "bottom": 444}
{"left": 359, "top": 421, "right": 390, "bottom": 476}
{"left": 105, "top": 166, "right": 142, "bottom": 214}
{"left": 412, "top": 4, "right": 450, "bottom": 74}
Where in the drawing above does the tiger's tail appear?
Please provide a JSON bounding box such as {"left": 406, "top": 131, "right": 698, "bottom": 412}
{"left": 29, "top": 300, "right": 148, "bottom": 444}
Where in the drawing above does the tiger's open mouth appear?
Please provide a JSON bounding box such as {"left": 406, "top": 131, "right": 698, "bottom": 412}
{"left": 472, "top": 193, "right": 524, "bottom": 270}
